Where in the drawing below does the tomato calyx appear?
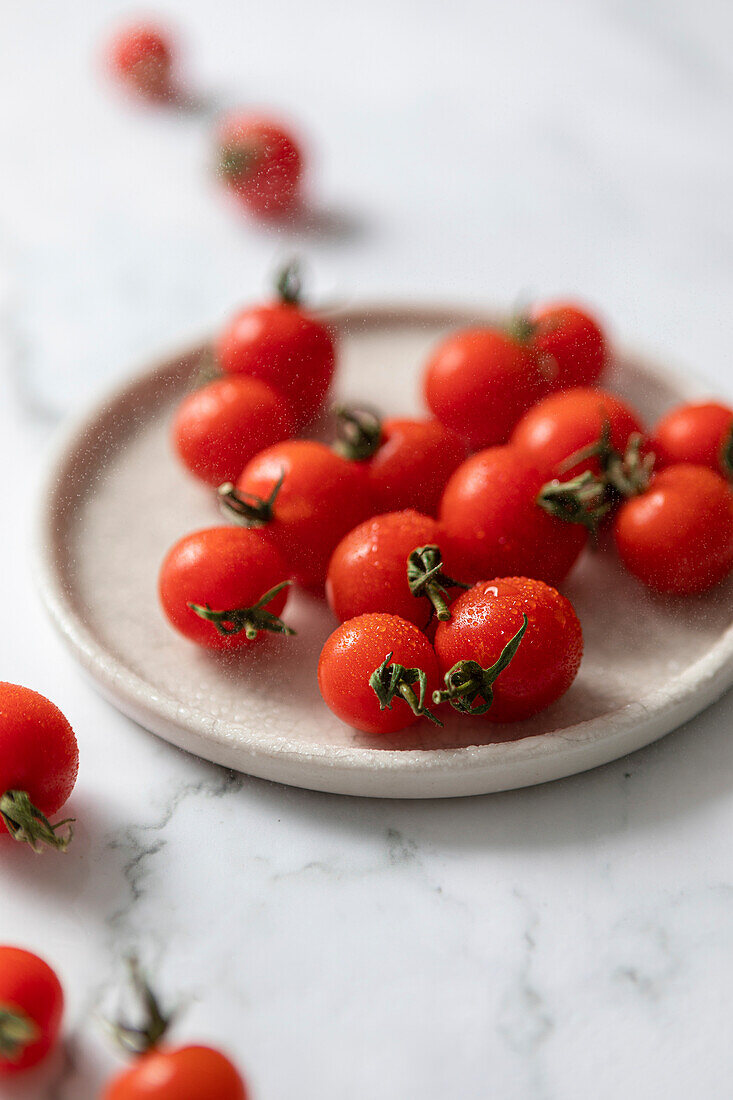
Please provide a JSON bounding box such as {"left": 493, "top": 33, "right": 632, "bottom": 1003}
{"left": 0, "top": 1004, "right": 40, "bottom": 1061}
{"left": 274, "top": 259, "right": 303, "bottom": 306}
{"left": 505, "top": 313, "right": 537, "bottom": 345}
{"left": 432, "top": 615, "right": 528, "bottom": 715}
{"left": 106, "top": 957, "right": 172, "bottom": 1057}
{"left": 369, "top": 654, "right": 443, "bottom": 726}
{"left": 218, "top": 471, "right": 285, "bottom": 527}
{"left": 0, "top": 789, "right": 75, "bottom": 853}
{"left": 406, "top": 545, "right": 468, "bottom": 622}
{"left": 537, "top": 472, "right": 611, "bottom": 534}
{"left": 218, "top": 142, "right": 261, "bottom": 182}
{"left": 720, "top": 425, "right": 733, "bottom": 479}
{"left": 188, "top": 580, "right": 295, "bottom": 640}
{"left": 332, "top": 405, "right": 383, "bottom": 462}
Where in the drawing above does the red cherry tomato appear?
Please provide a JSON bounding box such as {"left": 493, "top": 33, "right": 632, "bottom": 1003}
{"left": 613, "top": 464, "right": 733, "bottom": 595}
{"left": 530, "top": 302, "right": 608, "bottom": 389}
{"left": 216, "top": 291, "right": 334, "bottom": 430}
{"left": 159, "top": 527, "right": 293, "bottom": 649}
{"left": 510, "top": 386, "right": 644, "bottom": 478}
{"left": 651, "top": 401, "right": 733, "bottom": 477}
{"left": 103, "top": 1044, "right": 248, "bottom": 1100}
{"left": 106, "top": 22, "right": 174, "bottom": 101}
{"left": 424, "top": 328, "right": 548, "bottom": 451}
{"left": 433, "top": 577, "right": 583, "bottom": 722}
{"left": 228, "top": 441, "right": 375, "bottom": 590}
{"left": 0, "top": 684, "right": 78, "bottom": 853}
{"left": 326, "top": 510, "right": 469, "bottom": 629}
{"left": 172, "top": 376, "right": 295, "bottom": 487}
{"left": 318, "top": 613, "right": 442, "bottom": 734}
{"left": 335, "top": 410, "right": 466, "bottom": 515}
{"left": 215, "top": 112, "right": 304, "bottom": 218}
{"left": 439, "top": 446, "right": 587, "bottom": 586}
{"left": 0, "top": 947, "right": 63, "bottom": 1074}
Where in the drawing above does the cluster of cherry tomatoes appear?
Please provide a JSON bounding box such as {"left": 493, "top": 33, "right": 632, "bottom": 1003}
{"left": 105, "top": 20, "right": 305, "bottom": 219}
{"left": 159, "top": 272, "right": 733, "bottom": 739}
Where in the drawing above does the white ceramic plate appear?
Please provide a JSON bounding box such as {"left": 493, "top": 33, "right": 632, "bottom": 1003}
{"left": 35, "top": 305, "right": 733, "bottom": 798}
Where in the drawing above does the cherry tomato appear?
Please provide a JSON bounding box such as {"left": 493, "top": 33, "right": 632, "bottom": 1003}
{"left": 614, "top": 464, "right": 733, "bottom": 595}
{"left": 216, "top": 272, "right": 334, "bottom": 428}
{"left": 226, "top": 440, "right": 375, "bottom": 590}
{"left": 424, "top": 328, "right": 548, "bottom": 451}
{"left": 439, "top": 445, "right": 587, "bottom": 586}
{"left": 529, "top": 302, "right": 608, "bottom": 389}
{"left": 0, "top": 684, "right": 78, "bottom": 853}
{"left": 106, "top": 22, "right": 175, "bottom": 101}
{"left": 334, "top": 409, "right": 466, "bottom": 515}
{"left": 318, "top": 613, "right": 442, "bottom": 734}
{"left": 651, "top": 401, "right": 733, "bottom": 477}
{"left": 0, "top": 947, "right": 63, "bottom": 1074}
{"left": 159, "top": 527, "right": 294, "bottom": 649}
{"left": 103, "top": 1044, "right": 248, "bottom": 1100}
{"left": 215, "top": 112, "right": 304, "bottom": 218}
{"left": 326, "top": 510, "right": 469, "bottom": 629}
{"left": 510, "top": 386, "right": 644, "bottom": 479}
{"left": 172, "top": 376, "right": 295, "bottom": 487}
{"left": 433, "top": 577, "right": 583, "bottom": 722}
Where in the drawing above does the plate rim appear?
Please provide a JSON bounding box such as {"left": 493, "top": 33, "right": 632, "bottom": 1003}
{"left": 34, "top": 302, "right": 733, "bottom": 797}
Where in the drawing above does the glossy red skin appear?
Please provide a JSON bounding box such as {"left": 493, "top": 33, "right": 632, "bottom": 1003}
{"left": 107, "top": 23, "right": 173, "bottom": 100}
{"left": 439, "top": 446, "right": 587, "bottom": 586}
{"left": 423, "top": 329, "right": 548, "bottom": 451}
{"left": 216, "top": 113, "right": 303, "bottom": 218}
{"left": 159, "top": 527, "right": 291, "bottom": 650}
{"left": 0, "top": 684, "right": 78, "bottom": 838}
{"left": 531, "top": 302, "right": 608, "bottom": 389}
{"left": 434, "top": 577, "right": 583, "bottom": 722}
{"left": 216, "top": 304, "right": 335, "bottom": 428}
{"left": 651, "top": 402, "right": 733, "bottom": 476}
{"left": 102, "top": 1044, "right": 247, "bottom": 1100}
{"left": 237, "top": 441, "right": 375, "bottom": 590}
{"left": 326, "top": 510, "right": 470, "bottom": 629}
{"left": 0, "top": 947, "right": 63, "bottom": 1074}
{"left": 510, "top": 386, "right": 644, "bottom": 479}
{"left": 364, "top": 418, "right": 466, "bottom": 515}
{"left": 614, "top": 465, "right": 733, "bottom": 595}
{"left": 318, "top": 614, "right": 441, "bottom": 734}
{"left": 172, "top": 376, "right": 295, "bottom": 487}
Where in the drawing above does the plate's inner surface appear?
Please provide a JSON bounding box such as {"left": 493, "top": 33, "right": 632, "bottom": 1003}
{"left": 51, "top": 312, "right": 732, "bottom": 754}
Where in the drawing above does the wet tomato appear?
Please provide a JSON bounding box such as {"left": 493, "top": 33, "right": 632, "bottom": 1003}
{"left": 510, "top": 386, "right": 644, "bottom": 479}
{"left": 439, "top": 446, "right": 587, "bottom": 586}
{"left": 106, "top": 22, "right": 175, "bottom": 101}
{"left": 0, "top": 684, "right": 78, "bottom": 853}
{"left": 159, "top": 527, "right": 294, "bottom": 649}
{"left": 326, "top": 510, "right": 469, "bottom": 629}
{"left": 651, "top": 401, "right": 733, "bottom": 478}
{"left": 423, "top": 328, "right": 548, "bottom": 451}
{"left": 215, "top": 112, "right": 304, "bottom": 218}
{"left": 172, "top": 376, "right": 295, "bottom": 487}
{"left": 529, "top": 302, "right": 608, "bottom": 389}
{"left": 224, "top": 441, "right": 375, "bottom": 590}
{"left": 103, "top": 1045, "right": 248, "bottom": 1100}
{"left": 215, "top": 268, "right": 334, "bottom": 428}
{"left": 318, "top": 614, "right": 442, "bottom": 734}
{"left": 433, "top": 577, "right": 583, "bottom": 722}
{"left": 613, "top": 464, "right": 733, "bottom": 595}
{"left": 0, "top": 947, "right": 63, "bottom": 1074}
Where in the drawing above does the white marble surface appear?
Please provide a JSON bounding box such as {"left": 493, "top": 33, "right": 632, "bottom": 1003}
{"left": 1, "top": 1, "right": 732, "bottom": 1096}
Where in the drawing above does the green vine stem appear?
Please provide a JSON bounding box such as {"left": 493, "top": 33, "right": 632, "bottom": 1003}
{"left": 188, "top": 581, "right": 296, "bottom": 640}
{"left": 722, "top": 425, "right": 733, "bottom": 479}
{"left": 332, "top": 405, "right": 383, "bottom": 462}
{"left": 104, "top": 957, "right": 172, "bottom": 1057}
{"left": 406, "top": 545, "right": 469, "bottom": 621}
{"left": 274, "top": 259, "right": 303, "bottom": 306}
{"left": 218, "top": 471, "right": 285, "bottom": 528}
{"left": 432, "top": 614, "right": 528, "bottom": 715}
{"left": 0, "top": 790, "right": 74, "bottom": 854}
{"left": 369, "top": 653, "right": 443, "bottom": 727}
{"left": 0, "top": 1006, "right": 39, "bottom": 1062}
